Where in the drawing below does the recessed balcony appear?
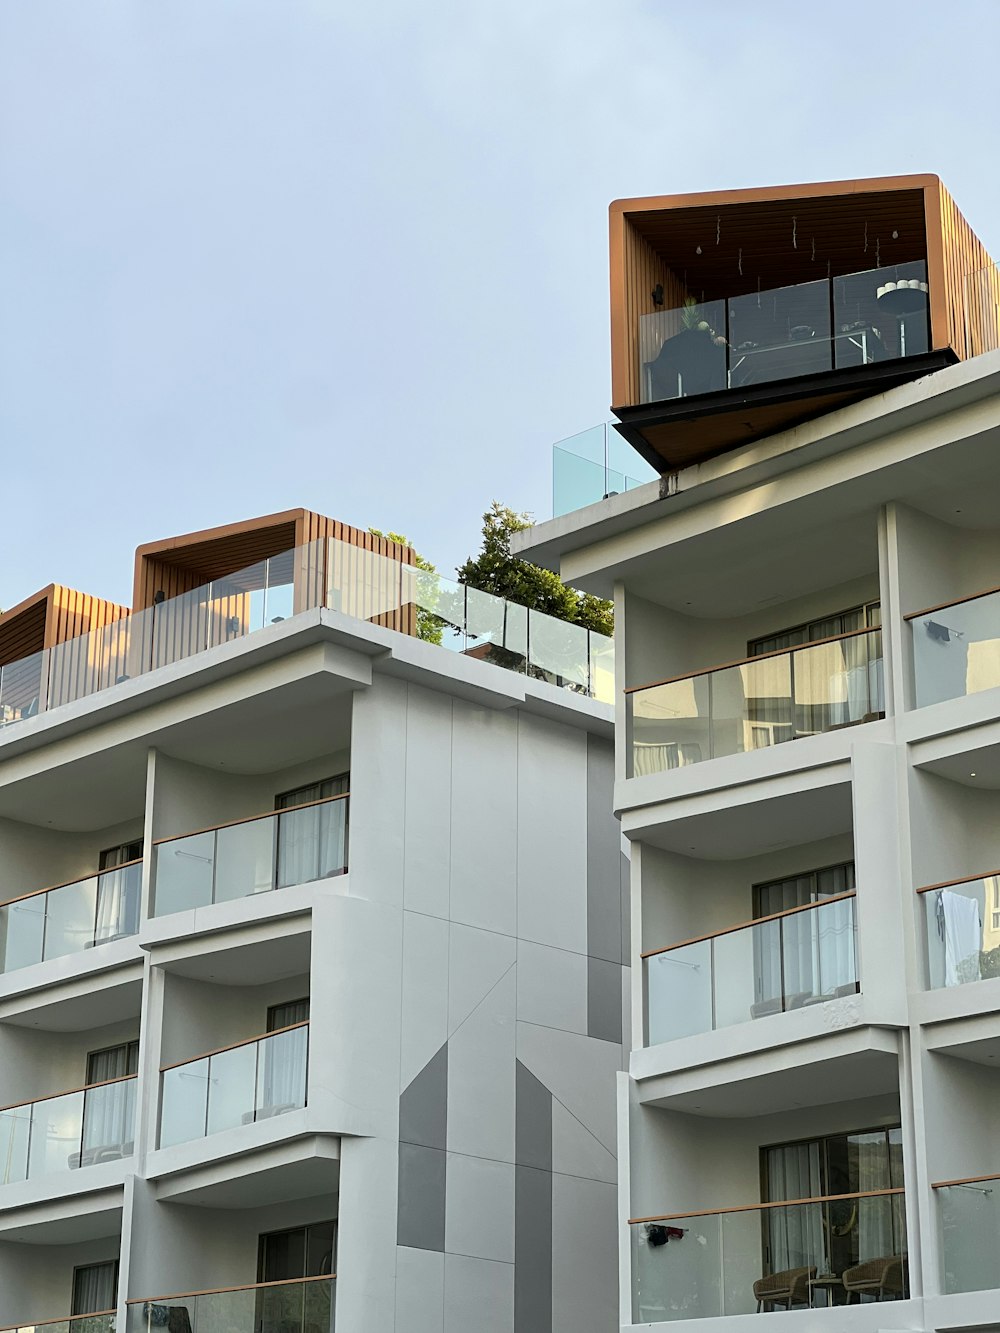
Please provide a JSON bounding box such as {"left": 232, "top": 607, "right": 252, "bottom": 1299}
{"left": 151, "top": 794, "right": 348, "bottom": 917}
{"left": 934, "top": 1171, "right": 1000, "bottom": 1294}
{"left": 630, "top": 1187, "right": 908, "bottom": 1322}
{"left": 0, "top": 1073, "right": 136, "bottom": 1187}
{"left": 918, "top": 870, "right": 1000, "bottom": 991}
{"left": 909, "top": 584, "right": 1000, "bottom": 709}
{"left": 124, "top": 1276, "right": 334, "bottom": 1333}
{"left": 644, "top": 893, "right": 859, "bottom": 1047}
{"left": 627, "top": 626, "right": 883, "bottom": 777}
{"left": 0, "top": 860, "right": 141, "bottom": 976}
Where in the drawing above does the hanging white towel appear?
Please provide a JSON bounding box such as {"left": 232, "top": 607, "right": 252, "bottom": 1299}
{"left": 942, "top": 890, "right": 982, "bottom": 986}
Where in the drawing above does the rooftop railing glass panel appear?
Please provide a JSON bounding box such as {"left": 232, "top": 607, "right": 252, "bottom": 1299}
{"left": 0, "top": 861, "right": 141, "bottom": 974}
{"left": 908, "top": 586, "right": 1000, "bottom": 708}
{"left": 158, "top": 1023, "right": 308, "bottom": 1149}
{"left": 151, "top": 795, "right": 348, "bottom": 917}
{"left": 1, "top": 1315, "right": 117, "bottom": 1333}
{"left": 125, "top": 1277, "right": 334, "bottom": 1333}
{"left": 0, "top": 1075, "right": 136, "bottom": 1186}
{"left": 639, "top": 263, "right": 930, "bottom": 405}
{"left": 552, "top": 422, "right": 657, "bottom": 517}
{"left": 630, "top": 1190, "right": 907, "bottom": 1322}
{"left": 627, "top": 627, "right": 883, "bottom": 777}
{"left": 0, "top": 537, "right": 613, "bottom": 731}
{"left": 644, "top": 895, "right": 858, "bottom": 1046}
{"left": 935, "top": 1173, "right": 1000, "bottom": 1293}
{"left": 918, "top": 872, "right": 1000, "bottom": 988}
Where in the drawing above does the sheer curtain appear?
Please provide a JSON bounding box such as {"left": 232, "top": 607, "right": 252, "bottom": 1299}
{"left": 94, "top": 840, "right": 142, "bottom": 944}
{"left": 258, "top": 1000, "right": 310, "bottom": 1115}
{"left": 275, "top": 775, "right": 348, "bottom": 889}
{"left": 72, "top": 1259, "right": 119, "bottom": 1315}
{"left": 82, "top": 1041, "right": 138, "bottom": 1162}
{"left": 764, "top": 1143, "right": 824, "bottom": 1272}
{"left": 753, "top": 863, "right": 856, "bottom": 1007}
{"left": 855, "top": 1131, "right": 894, "bottom": 1261}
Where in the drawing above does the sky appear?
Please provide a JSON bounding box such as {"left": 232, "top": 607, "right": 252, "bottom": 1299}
{"left": 1, "top": 0, "right": 999, "bottom": 609}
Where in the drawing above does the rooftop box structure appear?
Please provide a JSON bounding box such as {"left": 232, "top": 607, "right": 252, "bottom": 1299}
{"left": 610, "top": 174, "right": 1000, "bottom": 472}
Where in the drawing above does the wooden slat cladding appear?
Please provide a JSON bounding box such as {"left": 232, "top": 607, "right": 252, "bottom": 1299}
{"left": 613, "top": 219, "right": 687, "bottom": 407}
{"left": 0, "top": 586, "right": 129, "bottom": 710}
{"left": 934, "top": 179, "right": 1000, "bottom": 358}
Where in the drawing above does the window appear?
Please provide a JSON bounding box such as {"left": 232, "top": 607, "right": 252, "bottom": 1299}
{"left": 87, "top": 1040, "right": 139, "bottom": 1084}
{"left": 95, "top": 840, "right": 143, "bottom": 943}
{"left": 72, "top": 1260, "right": 119, "bottom": 1315}
{"left": 99, "top": 840, "right": 143, "bottom": 870}
{"left": 748, "top": 601, "right": 880, "bottom": 657}
{"left": 267, "top": 998, "right": 310, "bottom": 1032}
{"left": 753, "top": 862, "right": 855, "bottom": 918}
{"left": 258, "top": 1221, "right": 336, "bottom": 1281}
{"left": 274, "top": 774, "right": 349, "bottom": 888}
{"left": 750, "top": 864, "right": 858, "bottom": 1013}
{"left": 274, "top": 774, "right": 349, "bottom": 810}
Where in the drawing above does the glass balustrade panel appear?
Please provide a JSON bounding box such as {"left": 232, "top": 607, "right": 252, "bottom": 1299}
{"left": 214, "top": 817, "right": 275, "bottom": 901}
{"left": 27, "top": 1090, "right": 84, "bottom": 1180}
{"left": 206, "top": 1042, "right": 258, "bottom": 1137}
{"left": 923, "top": 878, "right": 997, "bottom": 988}
{"left": 126, "top": 1281, "right": 334, "bottom": 1333}
{"left": 303, "top": 1277, "right": 335, "bottom": 1331}
{"left": 711, "top": 657, "right": 793, "bottom": 759}
{"left": 0, "top": 893, "right": 47, "bottom": 972}
{"left": 630, "top": 677, "right": 712, "bottom": 776}
{"left": 780, "top": 899, "right": 858, "bottom": 1007}
{"left": 912, "top": 589, "right": 1000, "bottom": 708}
{"left": 645, "top": 941, "right": 712, "bottom": 1046}
{"left": 588, "top": 632, "right": 614, "bottom": 706}
{"left": 277, "top": 801, "right": 347, "bottom": 889}
{"left": 750, "top": 1200, "right": 829, "bottom": 1313}
{"left": 81, "top": 1079, "right": 136, "bottom": 1165}
{"left": 553, "top": 443, "right": 609, "bottom": 517}
{"left": 160, "top": 1057, "right": 210, "bottom": 1148}
{"left": 640, "top": 300, "right": 728, "bottom": 404}
{"left": 0, "top": 1103, "right": 32, "bottom": 1184}
{"left": 465, "top": 586, "right": 526, "bottom": 673}
{"left": 792, "top": 632, "right": 881, "bottom": 736}
{"left": 0, "top": 649, "right": 45, "bottom": 725}
{"left": 833, "top": 262, "right": 929, "bottom": 367}
{"left": 632, "top": 1212, "right": 724, "bottom": 1322}
{"left": 43, "top": 877, "right": 99, "bottom": 963}
{"left": 938, "top": 1181, "right": 1000, "bottom": 1293}
{"left": 728, "top": 280, "right": 832, "bottom": 389}
{"left": 255, "top": 1026, "right": 308, "bottom": 1121}
{"left": 94, "top": 862, "right": 141, "bottom": 945}
{"left": 527, "top": 609, "right": 590, "bottom": 690}
{"left": 154, "top": 832, "right": 216, "bottom": 915}
{"left": 715, "top": 919, "right": 781, "bottom": 1027}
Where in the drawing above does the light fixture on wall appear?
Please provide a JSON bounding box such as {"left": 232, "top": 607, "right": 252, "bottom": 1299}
{"left": 651, "top": 284, "right": 664, "bottom": 307}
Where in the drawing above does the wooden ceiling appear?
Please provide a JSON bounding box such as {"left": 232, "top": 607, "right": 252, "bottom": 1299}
{"left": 628, "top": 187, "right": 928, "bottom": 300}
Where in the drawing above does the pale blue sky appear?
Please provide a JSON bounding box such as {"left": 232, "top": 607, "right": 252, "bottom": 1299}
{"left": 2, "top": 0, "right": 998, "bottom": 607}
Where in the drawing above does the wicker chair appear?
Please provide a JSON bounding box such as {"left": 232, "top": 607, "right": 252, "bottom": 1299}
{"left": 752, "top": 1265, "right": 816, "bottom": 1311}
{"left": 841, "top": 1254, "right": 906, "bottom": 1302}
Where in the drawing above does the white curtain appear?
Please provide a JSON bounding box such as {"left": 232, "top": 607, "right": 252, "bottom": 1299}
{"left": 856, "top": 1133, "right": 893, "bottom": 1260}
{"left": 765, "top": 1143, "right": 824, "bottom": 1272}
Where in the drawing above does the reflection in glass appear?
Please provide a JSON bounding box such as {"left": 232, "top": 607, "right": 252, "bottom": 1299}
{"left": 923, "top": 876, "right": 1000, "bottom": 989}
{"left": 729, "top": 280, "right": 832, "bottom": 387}
{"left": 938, "top": 1178, "right": 1000, "bottom": 1293}
{"left": 125, "top": 1278, "right": 336, "bottom": 1333}
{"left": 640, "top": 300, "right": 728, "bottom": 403}
{"left": 912, "top": 589, "right": 1000, "bottom": 708}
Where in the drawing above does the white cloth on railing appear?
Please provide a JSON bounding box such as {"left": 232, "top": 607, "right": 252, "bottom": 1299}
{"left": 941, "top": 890, "right": 981, "bottom": 986}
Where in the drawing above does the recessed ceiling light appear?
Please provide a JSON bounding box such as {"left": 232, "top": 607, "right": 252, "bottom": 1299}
{"left": 971, "top": 772, "right": 977, "bottom": 778}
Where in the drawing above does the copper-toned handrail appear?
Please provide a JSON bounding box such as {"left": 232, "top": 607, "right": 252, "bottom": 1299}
{"left": 904, "top": 582, "right": 1000, "bottom": 622}
{"left": 915, "top": 869, "right": 1000, "bottom": 895}
{"left": 624, "top": 624, "right": 881, "bottom": 696}
{"left": 0, "top": 1311, "right": 116, "bottom": 1332}
{"left": 153, "top": 792, "right": 349, "bottom": 846}
{"left": 629, "top": 1186, "right": 904, "bottom": 1226}
{"left": 641, "top": 892, "right": 856, "bottom": 959}
{"left": 126, "top": 1272, "right": 336, "bottom": 1304}
{"left": 0, "top": 1072, "right": 137, "bottom": 1116}
{"left": 0, "top": 857, "right": 143, "bottom": 909}
{"left": 932, "top": 1171, "right": 1000, "bottom": 1189}
{"left": 159, "top": 1020, "right": 309, "bottom": 1073}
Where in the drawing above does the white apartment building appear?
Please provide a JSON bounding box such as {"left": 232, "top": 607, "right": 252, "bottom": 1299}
{"left": 517, "top": 176, "right": 1000, "bottom": 1333}
{"left": 0, "top": 510, "right": 626, "bottom": 1333}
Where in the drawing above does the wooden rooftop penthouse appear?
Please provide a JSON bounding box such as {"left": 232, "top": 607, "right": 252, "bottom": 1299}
{"left": 610, "top": 173, "right": 1000, "bottom": 472}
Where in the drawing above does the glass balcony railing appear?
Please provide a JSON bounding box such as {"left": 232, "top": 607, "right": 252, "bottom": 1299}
{"left": 919, "top": 872, "right": 1000, "bottom": 988}
{"left": 0, "top": 861, "right": 141, "bottom": 975}
{"left": 552, "top": 422, "right": 657, "bottom": 517}
{"left": 935, "top": 1173, "right": 1000, "bottom": 1293}
{"left": 1, "top": 1315, "right": 116, "bottom": 1333}
{"left": 152, "top": 795, "right": 348, "bottom": 917}
{"left": 627, "top": 628, "right": 883, "bottom": 776}
{"left": 644, "top": 894, "right": 858, "bottom": 1046}
{"left": 639, "top": 263, "right": 930, "bottom": 406}
{"left": 126, "top": 1277, "right": 334, "bottom": 1333}
{"left": 908, "top": 586, "right": 1000, "bottom": 708}
{"left": 0, "top": 1075, "right": 136, "bottom": 1185}
{"left": 159, "top": 1022, "right": 308, "bottom": 1149}
{"left": 631, "top": 1189, "right": 907, "bottom": 1322}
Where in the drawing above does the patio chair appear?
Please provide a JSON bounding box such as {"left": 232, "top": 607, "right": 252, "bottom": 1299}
{"left": 841, "top": 1254, "right": 906, "bottom": 1302}
{"left": 753, "top": 1265, "right": 816, "bottom": 1311}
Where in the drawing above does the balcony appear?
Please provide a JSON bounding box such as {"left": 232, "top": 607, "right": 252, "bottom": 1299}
{"left": 552, "top": 422, "right": 657, "bottom": 517}
{"left": 908, "top": 585, "right": 1000, "bottom": 709}
{"left": 919, "top": 872, "right": 1000, "bottom": 989}
{"left": 630, "top": 1189, "right": 908, "bottom": 1321}
{"left": 1, "top": 1317, "right": 116, "bottom": 1333}
{"left": 152, "top": 795, "right": 348, "bottom": 917}
{"left": 0, "top": 861, "right": 141, "bottom": 975}
{"left": 159, "top": 1022, "right": 308, "bottom": 1149}
{"left": 0, "top": 1075, "right": 136, "bottom": 1186}
{"left": 639, "top": 264, "right": 930, "bottom": 409}
{"left": 935, "top": 1171, "right": 1000, "bottom": 1293}
{"left": 644, "top": 895, "right": 858, "bottom": 1046}
{"left": 628, "top": 627, "right": 883, "bottom": 777}
{"left": 125, "top": 1277, "right": 334, "bottom": 1332}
